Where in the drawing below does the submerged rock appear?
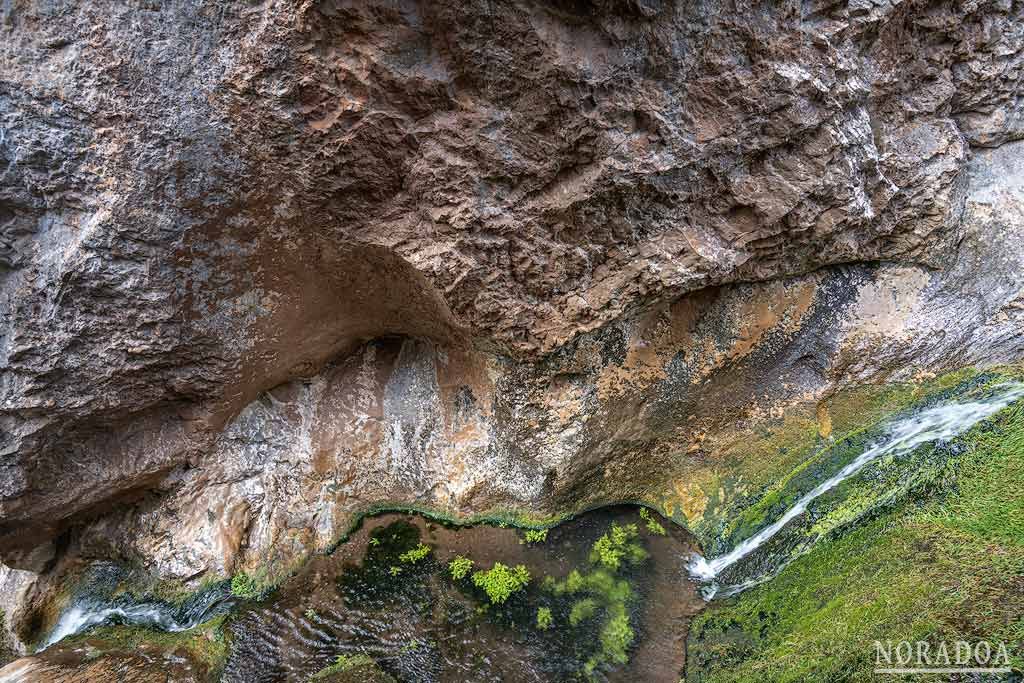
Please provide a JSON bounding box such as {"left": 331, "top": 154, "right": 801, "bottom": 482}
{"left": 1, "top": 0, "right": 1023, "bottom": 657}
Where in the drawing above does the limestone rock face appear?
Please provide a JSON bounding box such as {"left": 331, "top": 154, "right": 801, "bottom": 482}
{"left": 1, "top": 0, "right": 1023, "bottom": 653}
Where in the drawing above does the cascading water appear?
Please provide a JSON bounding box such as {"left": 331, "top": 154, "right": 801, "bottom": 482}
{"left": 38, "top": 574, "right": 233, "bottom": 651}
{"left": 687, "top": 382, "right": 1024, "bottom": 598}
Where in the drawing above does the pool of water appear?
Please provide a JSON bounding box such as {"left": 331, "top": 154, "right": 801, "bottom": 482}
{"left": 222, "top": 506, "right": 705, "bottom": 682}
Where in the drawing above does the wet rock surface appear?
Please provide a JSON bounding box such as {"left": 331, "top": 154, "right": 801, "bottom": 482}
{"left": 1, "top": 0, "right": 1024, "bottom": 661}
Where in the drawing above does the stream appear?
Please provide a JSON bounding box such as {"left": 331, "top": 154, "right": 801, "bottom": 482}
{"left": 687, "top": 382, "right": 1024, "bottom": 597}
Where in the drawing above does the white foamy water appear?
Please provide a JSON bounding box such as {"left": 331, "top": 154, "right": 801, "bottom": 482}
{"left": 687, "top": 383, "right": 1024, "bottom": 593}
{"left": 39, "top": 601, "right": 193, "bottom": 650}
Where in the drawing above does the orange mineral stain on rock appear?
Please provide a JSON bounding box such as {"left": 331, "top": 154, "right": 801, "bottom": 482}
{"left": 817, "top": 401, "right": 833, "bottom": 439}
{"left": 669, "top": 480, "right": 708, "bottom": 522}
{"left": 595, "top": 293, "right": 707, "bottom": 400}
{"left": 710, "top": 278, "right": 818, "bottom": 369}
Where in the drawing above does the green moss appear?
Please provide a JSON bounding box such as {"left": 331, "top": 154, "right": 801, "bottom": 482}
{"left": 225, "top": 554, "right": 309, "bottom": 602}
{"left": 471, "top": 563, "right": 530, "bottom": 604}
{"left": 686, "top": 396, "right": 1024, "bottom": 682}
{"left": 679, "top": 367, "right": 993, "bottom": 547}
{"left": 700, "top": 372, "right": 1024, "bottom": 580}
{"left": 536, "top": 606, "right": 553, "bottom": 630}
{"left": 448, "top": 555, "right": 474, "bottom": 580}
{"left": 66, "top": 615, "right": 230, "bottom": 676}
{"left": 230, "top": 571, "right": 262, "bottom": 599}
{"left": 311, "top": 653, "right": 375, "bottom": 679}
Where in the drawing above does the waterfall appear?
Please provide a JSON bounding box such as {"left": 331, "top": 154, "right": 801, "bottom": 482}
{"left": 38, "top": 580, "right": 233, "bottom": 651}
{"left": 687, "top": 383, "right": 1024, "bottom": 596}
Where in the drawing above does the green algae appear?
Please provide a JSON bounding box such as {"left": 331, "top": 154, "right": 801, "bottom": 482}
{"left": 65, "top": 614, "right": 231, "bottom": 678}
{"left": 311, "top": 653, "right": 377, "bottom": 680}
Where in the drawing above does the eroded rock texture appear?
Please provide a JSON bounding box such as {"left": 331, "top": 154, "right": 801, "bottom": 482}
{"left": 1, "top": 0, "right": 1023, "bottom": 653}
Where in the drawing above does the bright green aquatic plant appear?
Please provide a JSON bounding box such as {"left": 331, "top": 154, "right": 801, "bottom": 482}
{"left": 472, "top": 562, "right": 530, "bottom": 604}
{"left": 311, "top": 653, "right": 375, "bottom": 679}
{"left": 523, "top": 529, "right": 548, "bottom": 543}
{"left": 596, "top": 603, "right": 634, "bottom": 666}
{"left": 536, "top": 606, "right": 553, "bottom": 629}
{"left": 569, "top": 597, "right": 599, "bottom": 626}
{"left": 590, "top": 523, "right": 647, "bottom": 570}
{"left": 639, "top": 508, "right": 667, "bottom": 536}
{"left": 448, "top": 555, "right": 474, "bottom": 580}
{"left": 398, "top": 543, "right": 430, "bottom": 564}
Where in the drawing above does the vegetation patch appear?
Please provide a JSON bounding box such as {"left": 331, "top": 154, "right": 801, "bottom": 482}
{"left": 229, "top": 572, "right": 262, "bottom": 599}
{"left": 472, "top": 563, "right": 531, "bottom": 604}
{"left": 590, "top": 523, "right": 647, "bottom": 570}
{"left": 227, "top": 559, "right": 302, "bottom": 601}
{"left": 686, "top": 395, "right": 1024, "bottom": 681}
{"left": 675, "top": 367, "right": 986, "bottom": 547}
{"left": 700, "top": 373, "right": 1024, "bottom": 587}
{"left": 523, "top": 529, "right": 548, "bottom": 544}
{"left": 536, "top": 606, "right": 553, "bottom": 630}
{"left": 448, "top": 555, "right": 474, "bottom": 580}
{"left": 398, "top": 543, "right": 431, "bottom": 564}
{"left": 568, "top": 597, "right": 600, "bottom": 626}
{"left": 595, "top": 602, "right": 634, "bottom": 672}
{"left": 65, "top": 615, "right": 229, "bottom": 677}
{"left": 639, "top": 508, "right": 666, "bottom": 536}
{"left": 311, "top": 653, "right": 375, "bottom": 679}
{"left": 539, "top": 520, "right": 649, "bottom": 677}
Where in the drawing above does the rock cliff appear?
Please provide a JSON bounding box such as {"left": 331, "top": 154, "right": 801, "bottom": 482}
{"left": 1, "top": 0, "right": 1023, "bottom": 654}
